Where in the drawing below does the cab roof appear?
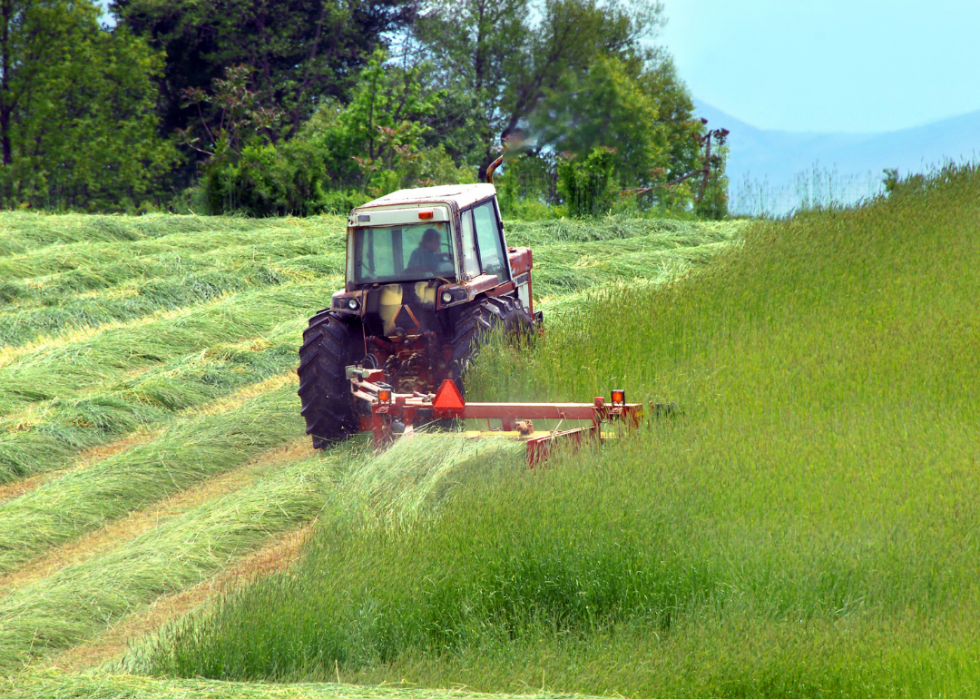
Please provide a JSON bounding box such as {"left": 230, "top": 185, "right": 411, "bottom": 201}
{"left": 356, "top": 183, "right": 496, "bottom": 211}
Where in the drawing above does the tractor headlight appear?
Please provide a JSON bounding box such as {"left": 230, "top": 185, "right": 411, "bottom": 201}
{"left": 347, "top": 298, "right": 360, "bottom": 311}
{"left": 441, "top": 291, "right": 453, "bottom": 304}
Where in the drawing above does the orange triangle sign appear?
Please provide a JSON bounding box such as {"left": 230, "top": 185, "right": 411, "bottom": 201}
{"left": 433, "top": 379, "right": 465, "bottom": 411}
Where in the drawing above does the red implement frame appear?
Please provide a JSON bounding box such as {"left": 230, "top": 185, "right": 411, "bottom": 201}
{"left": 348, "top": 369, "right": 645, "bottom": 465}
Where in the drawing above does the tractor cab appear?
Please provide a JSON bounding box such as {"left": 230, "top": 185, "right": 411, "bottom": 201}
{"left": 329, "top": 184, "right": 535, "bottom": 341}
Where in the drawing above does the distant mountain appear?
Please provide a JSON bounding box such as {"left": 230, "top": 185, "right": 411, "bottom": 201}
{"left": 693, "top": 100, "right": 980, "bottom": 213}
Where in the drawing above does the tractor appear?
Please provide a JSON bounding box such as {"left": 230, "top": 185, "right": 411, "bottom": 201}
{"left": 297, "top": 181, "right": 545, "bottom": 448}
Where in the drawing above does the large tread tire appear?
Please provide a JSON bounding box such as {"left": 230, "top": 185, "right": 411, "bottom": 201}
{"left": 448, "top": 295, "right": 534, "bottom": 395}
{"left": 297, "top": 310, "right": 360, "bottom": 449}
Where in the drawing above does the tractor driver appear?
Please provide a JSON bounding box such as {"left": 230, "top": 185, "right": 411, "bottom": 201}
{"left": 407, "top": 228, "right": 449, "bottom": 273}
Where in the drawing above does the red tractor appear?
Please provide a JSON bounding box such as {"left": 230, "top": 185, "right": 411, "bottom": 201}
{"left": 298, "top": 182, "right": 544, "bottom": 447}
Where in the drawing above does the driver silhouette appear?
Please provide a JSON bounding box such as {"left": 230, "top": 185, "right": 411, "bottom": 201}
{"left": 408, "top": 228, "right": 445, "bottom": 272}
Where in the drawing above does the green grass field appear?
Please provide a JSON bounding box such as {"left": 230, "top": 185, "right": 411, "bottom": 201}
{"left": 0, "top": 209, "right": 740, "bottom": 696}
{"left": 1, "top": 167, "right": 976, "bottom": 697}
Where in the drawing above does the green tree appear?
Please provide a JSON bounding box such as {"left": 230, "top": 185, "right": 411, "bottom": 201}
{"left": 557, "top": 146, "right": 617, "bottom": 217}
{"left": 533, "top": 55, "right": 668, "bottom": 188}
{"left": 201, "top": 51, "right": 472, "bottom": 215}
{"left": 299, "top": 50, "right": 472, "bottom": 194}
{"left": 694, "top": 129, "right": 729, "bottom": 219}
{"left": 0, "top": 0, "right": 175, "bottom": 210}
{"left": 414, "top": 0, "right": 664, "bottom": 178}
{"left": 639, "top": 57, "right": 703, "bottom": 185}
{"left": 495, "top": 53, "right": 707, "bottom": 216}
{"left": 113, "top": 0, "right": 415, "bottom": 142}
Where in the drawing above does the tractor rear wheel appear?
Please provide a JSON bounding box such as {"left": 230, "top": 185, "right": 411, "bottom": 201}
{"left": 449, "top": 295, "right": 535, "bottom": 395}
{"left": 297, "top": 310, "right": 361, "bottom": 449}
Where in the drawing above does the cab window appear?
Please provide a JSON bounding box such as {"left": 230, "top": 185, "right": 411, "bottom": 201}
{"left": 460, "top": 210, "right": 481, "bottom": 278}
{"left": 352, "top": 223, "right": 455, "bottom": 284}
{"left": 472, "top": 201, "right": 508, "bottom": 279}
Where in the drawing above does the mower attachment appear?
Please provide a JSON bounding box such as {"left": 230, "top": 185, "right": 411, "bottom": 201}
{"left": 347, "top": 368, "right": 645, "bottom": 465}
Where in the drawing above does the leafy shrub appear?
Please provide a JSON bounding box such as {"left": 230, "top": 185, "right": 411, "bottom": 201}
{"left": 557, "top": 147, "right": 618, "bottom": 217}
{"left": 204, "top": 140, "right": 328, "bottom": 216}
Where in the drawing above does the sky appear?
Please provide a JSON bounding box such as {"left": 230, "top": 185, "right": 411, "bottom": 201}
{"left": 659, "top": 0, "right": 980, "bottom": 134}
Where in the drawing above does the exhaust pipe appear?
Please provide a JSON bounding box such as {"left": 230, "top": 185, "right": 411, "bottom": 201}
{"left": 485, "top": 153, "right": 504, "bottom": 184}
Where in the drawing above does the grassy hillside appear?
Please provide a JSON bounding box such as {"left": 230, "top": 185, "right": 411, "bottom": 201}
{"left": 0, "top": 211, "right": 735, "bottom": 690}
{"left": 141, "top": 166, "right": 980, "bottom": 697}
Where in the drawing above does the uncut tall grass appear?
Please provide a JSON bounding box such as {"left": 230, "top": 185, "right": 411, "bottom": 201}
{"left": 150, "top": 165, "right": 980, "bottom": 697}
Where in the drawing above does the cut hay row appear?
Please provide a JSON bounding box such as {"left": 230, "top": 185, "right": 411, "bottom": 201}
{"left": 0, "top": 213, "right": 337, "bottom": 258}
{"left": 0, "top": 223, "right": 341, "bottom": 286}
{"left": 534, "top": 239, "right": 738, "bottom": 310}
{"left": 135, "top": 433, "right": 529, "bottom": 680}
{"left": 0, "top": 382, "right": 305, "bottom": 575}
{"left": 0, "top": 319, "right": 305, "bottom": 484}
{"left": 0, "top": 436, "right": 312, "bottom": 598}
{"left": 0, "top": 433, "right": 524, "bottom": 678}
{"left": 0, "top": 449, "right": 339, "bottom": 674}
{"left": 0, "top": 429, "right": 158, "bottom": 506}
{"left": 505, "top": 215, "right": 739, "bottom": 245}
{"left": 340, "top": 432, "right": 527, "bottom": 526}
{"left": 493, "top": 219, "right": 743, "bottom": 300}
{"left": 3, "top": 673, "right": 580, "bottom": 699}
{"left": 0, "top": 215, "right": 726, "bottom": 306}
{"left": 0, "top": 211, "right": 679, "bottom": 260}
{"left": 53, "top": 522, "right": 314, "bottom": 673}
{"left": 0, "top": 281, "right": 331, "bottom": 416}
{"left": 0, "top": 262, "right": 340, "bottom": 349}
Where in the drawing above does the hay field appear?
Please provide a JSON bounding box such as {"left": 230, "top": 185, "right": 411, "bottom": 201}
{"left": 0, "top": 211, "right": 737, "bottom": 696}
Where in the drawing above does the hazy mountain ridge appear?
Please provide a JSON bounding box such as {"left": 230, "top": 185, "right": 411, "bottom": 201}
{"left": 694, "top": 99, "right": 980, "bottom": 194}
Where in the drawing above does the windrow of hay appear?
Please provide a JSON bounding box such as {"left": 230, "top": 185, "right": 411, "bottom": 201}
{"left": 0, "top": 213, "right": 343, "bottom": 258}
{"left": 0, "top": 437, "right": 312, "bottom": 597}
{"left": 0, "top": 383, "right": 304, "bottom": 575}
{"left": 506, "top": 219, "right": 742, "bottom": 303}
{"left": 138, "top": 432, "right": 528, "bottom": 681}
{"left": 341, "top": 432, "right": 527, "bottom": 526}
{"left": 0, "top": 225, "right": 346, "bottom": 347}
{"left": 504, "top": 216, "right": 739, "bottom": 245}
{"left": 0, "top": 450, "right": 339, "bottom": 674}
{"left": 534, "top": 240, "right": 738, "bottom": 315}
{"left": 0, "top": 223, "right": 340, "bottom": 287}
{"left": 0, "top": 265, "right": 338, "bottom": 349}
{"left": 0, "top": 320, "right": 304, "bottom": 483}
{"left": 0, "top": 428, "right": 157, "bottom": 506}
{"left": 54, "top": 522, "right": 315, "bottom": 673}
{"left": 0, "top": 281, "right": 331, "bottom": 415}
{"left": 0, "top": 218, "right": 730, "bottom": 350}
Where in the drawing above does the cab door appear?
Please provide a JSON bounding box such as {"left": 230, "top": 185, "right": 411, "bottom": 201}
{"left": 464, "top": 199, "right": 511, "bottom": 282}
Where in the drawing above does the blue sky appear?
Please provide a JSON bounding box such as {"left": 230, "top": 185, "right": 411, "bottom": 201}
{"left": 659, "top": 0, "right": 980, "bottom": 133}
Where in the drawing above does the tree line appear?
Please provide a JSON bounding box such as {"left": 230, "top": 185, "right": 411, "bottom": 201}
{"left": 0, "top": 0, "right": 728, "bottom": 217}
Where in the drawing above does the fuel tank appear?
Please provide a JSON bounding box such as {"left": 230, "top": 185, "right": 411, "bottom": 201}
{"left": 361, "top": 280, "right": 443, "bottom": 338}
